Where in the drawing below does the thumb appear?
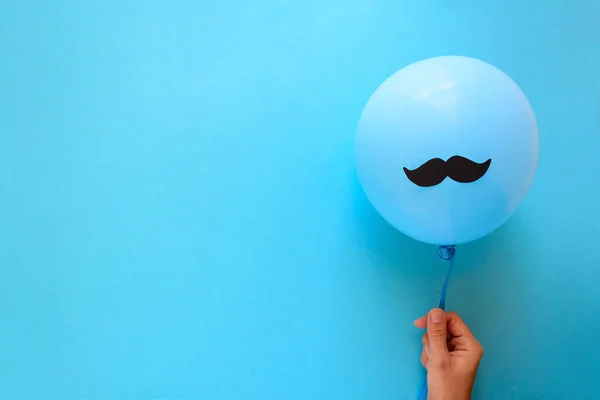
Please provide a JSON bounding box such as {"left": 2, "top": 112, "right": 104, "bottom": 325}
{"left": 427, "top": 308, "right": 449, "bottom": 365}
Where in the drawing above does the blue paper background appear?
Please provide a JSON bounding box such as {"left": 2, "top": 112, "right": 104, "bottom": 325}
{"left": 1, "top": 1, "right": 599, "bottom": 398}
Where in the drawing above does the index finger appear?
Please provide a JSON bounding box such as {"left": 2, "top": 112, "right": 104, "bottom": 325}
{"left": 414, "top": 315, "right": 427, "bottom": 329}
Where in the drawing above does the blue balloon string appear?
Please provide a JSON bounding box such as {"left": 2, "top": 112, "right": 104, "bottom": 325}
{"left": 418, "top": 246, "right": 456, "bottom": 400}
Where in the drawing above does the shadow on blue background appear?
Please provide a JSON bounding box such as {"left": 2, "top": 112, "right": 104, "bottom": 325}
{"left": 1, "top": 0, "right": 600, "bottom": 399}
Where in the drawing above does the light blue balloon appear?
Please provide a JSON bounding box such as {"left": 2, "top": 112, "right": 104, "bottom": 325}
{"left": 355, "top": 56, "right": 539, "bottom": 245}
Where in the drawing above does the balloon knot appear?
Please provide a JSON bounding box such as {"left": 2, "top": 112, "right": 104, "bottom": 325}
{"left": 437, "top": 245, "right": 456, "bottom": 261}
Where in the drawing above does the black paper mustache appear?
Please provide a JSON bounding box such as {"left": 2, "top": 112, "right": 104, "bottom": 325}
{"left": 403, "top": 156, "right": 492, "bottom": 187}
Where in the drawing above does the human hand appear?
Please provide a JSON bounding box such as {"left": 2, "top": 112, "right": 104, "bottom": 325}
{"left": 414, "top": 309, "right": 483, "bottom": 400}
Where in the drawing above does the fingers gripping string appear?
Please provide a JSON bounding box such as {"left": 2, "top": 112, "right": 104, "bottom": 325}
{"left": 418, "top": 245, "right": 456, "bottom": 400}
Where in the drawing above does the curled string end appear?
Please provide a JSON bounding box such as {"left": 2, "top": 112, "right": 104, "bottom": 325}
{"left": 437, "top": 245, "right": 456, "bottom": 261}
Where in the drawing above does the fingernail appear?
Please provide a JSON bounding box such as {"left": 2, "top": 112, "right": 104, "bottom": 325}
{"left": 431, "top": 309, "right": 444, "bottom": 323}
{"left": 425, "top": 346, "right": 430, "bottom": 358}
